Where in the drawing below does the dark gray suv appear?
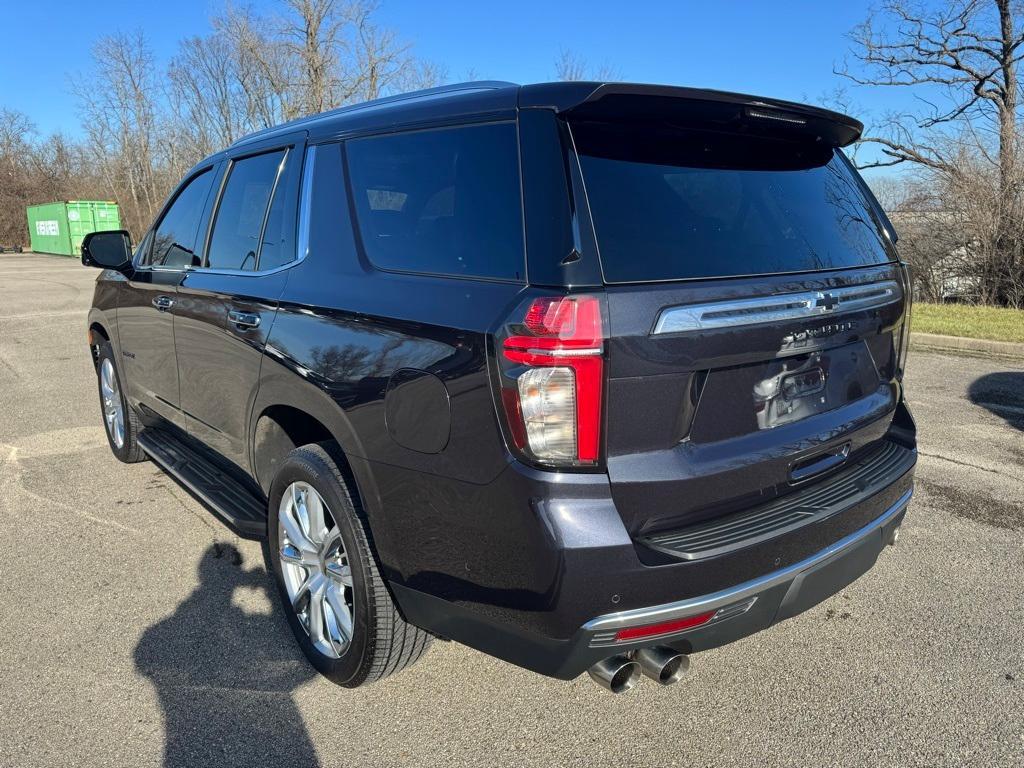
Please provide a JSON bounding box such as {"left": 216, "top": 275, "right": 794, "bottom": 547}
{"left": 82, "top": 81, "right": 916, "bottom": 693}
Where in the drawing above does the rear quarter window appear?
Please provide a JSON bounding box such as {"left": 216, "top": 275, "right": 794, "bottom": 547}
{"left": 572, "top": 121, "right": 896, "bottom": 283}
{"left": 344, "top": 122, "right": 525, "bottom": 281}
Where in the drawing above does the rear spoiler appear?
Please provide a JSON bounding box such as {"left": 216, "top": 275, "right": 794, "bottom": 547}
{"left": 519, "top": 82, "right": 863, "bottom": 148}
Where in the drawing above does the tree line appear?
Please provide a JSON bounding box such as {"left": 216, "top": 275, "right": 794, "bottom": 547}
{"left": 0, "top": 0, "right": 442, "bottom": 245}
{"left": 838, "top": 0, "right": 1024, "bottom": 307}
{"left": 3, "top": 0, "right": 1023, "bottom": 307}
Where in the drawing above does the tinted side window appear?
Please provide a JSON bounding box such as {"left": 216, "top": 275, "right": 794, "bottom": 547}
{"left": 345, "top": 123, "right": 525, "bottom": 280}
{"left": 207, "top": 150, "right": 286, "bottom": 271}
{"left": 148, "top": 169, "right": 214, "bottom": 268}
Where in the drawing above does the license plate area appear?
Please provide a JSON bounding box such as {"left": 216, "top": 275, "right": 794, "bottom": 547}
{"left": 689, "top": 341, "right": 883, "bottom": 443}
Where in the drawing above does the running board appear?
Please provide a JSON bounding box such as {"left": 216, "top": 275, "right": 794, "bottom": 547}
{"left": 138, "top": 428, "right": 267, "bottom": 539}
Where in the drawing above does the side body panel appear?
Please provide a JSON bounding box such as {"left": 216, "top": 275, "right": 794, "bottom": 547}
{"left": 173, "top": 130, "right": 306, "bottom": 471}
{"left": 254, "top": 139, "right": 529, "bottom": 586}
{"left": 116, "top": 268, "right": 186, "bottom": 429}
{"left": 87, "top": 270, "right": 125, "bottom": 348}
{"left": 175, "top": 269, "right": 287, "bottom": 468}
{"left": 116, "top": 159, "right": 224, "bottom": 432}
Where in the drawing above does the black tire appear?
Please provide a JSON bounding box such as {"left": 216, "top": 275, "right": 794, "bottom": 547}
{"left": 263, "top": 443, "right": 431, "bottom": 687}
{"left": 96, "top": 342, "right": 146, "bottom": 463}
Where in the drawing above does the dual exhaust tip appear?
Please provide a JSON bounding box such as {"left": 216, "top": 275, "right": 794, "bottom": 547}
{"left": 588, "top": 647, "right": 690, "bottom": 694}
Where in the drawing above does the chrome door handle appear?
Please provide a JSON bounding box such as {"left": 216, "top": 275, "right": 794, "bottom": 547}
{"left": 152, "top": 295, "right": 175, "bottom": 311}
{"left": 228, "top": 310, "right": 261, "bottom": 330}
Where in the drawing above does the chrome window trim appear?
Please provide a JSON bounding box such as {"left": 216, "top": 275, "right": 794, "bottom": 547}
{"left": 296, "top": 144, "right": 316, "bottom": 263}
{"left": 132, "top": 260, "right": 199, "bottom": 276}
{"left": 253, "top": 149, "right": 289, "bottom": 269}
{"left": 582, "top": 487, "right": 912, "bottom": 634}
{"left": 651, "top": 280, "right": 902, "bottom": 335}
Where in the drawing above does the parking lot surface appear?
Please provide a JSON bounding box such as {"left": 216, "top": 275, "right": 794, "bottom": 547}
{"left": 1, "top": 252, "right": 1022, "bottom": 767}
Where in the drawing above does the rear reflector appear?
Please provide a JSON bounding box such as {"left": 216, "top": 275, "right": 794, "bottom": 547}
{"left": 613, "top": 610, "right": 716, "bottom": 642}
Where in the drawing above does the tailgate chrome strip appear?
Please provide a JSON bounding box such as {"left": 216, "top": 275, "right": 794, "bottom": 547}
{"left": 652, "top": 280, "right": 901, "bottom": 335}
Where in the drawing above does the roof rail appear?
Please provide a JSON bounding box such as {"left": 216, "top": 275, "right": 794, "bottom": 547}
{"left": 230, "top": 81, "right": 519, "bottom": 148}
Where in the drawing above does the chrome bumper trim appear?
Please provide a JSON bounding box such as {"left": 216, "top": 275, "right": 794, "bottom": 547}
{"left": 582, "top": 487, "right": 913, "bottom": 634}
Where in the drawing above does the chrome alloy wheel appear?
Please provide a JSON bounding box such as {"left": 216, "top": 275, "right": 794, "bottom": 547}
{"left": 278, "top": 481, "right": 355, "bottom": 659}
{"left": 99, "top": 358, "right": 125, "bottom": 449}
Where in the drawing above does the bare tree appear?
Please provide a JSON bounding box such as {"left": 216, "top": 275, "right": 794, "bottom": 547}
{"left": 839, "top": 0, "right": 1024, "bottom": 305}
{"left": 216, "top": 4, "right": 301, "bottom": 123}
{"left": 0, "top": 109, "right": 37, "bottom": 247}
{"left": 281, "top": 0, "right": 347, "bottom": 113}
{"left": 73, "top": 31, "right": 168, "bottom": 236}
{"left": 169, "top": 33, "right": 246, "bottom": 157}
{"left": 27, "top": 133, "right": 87, "bottom": 202}
{"left": 0, "top": 111, "right": 99, "bottom": 247}
{"left": 554, "top": 49, "right": 620, "bottom": 81}
{"left": 1, "top": 0, "right": 441, "bottom": 248}
{"left": 0, "top": 108, "right": 34, "bottom": 159}
{"left": 210, "top": 0, "right": 441, "bottom": 120}
{"left": 839, "top": 1, "right": 1022, "bottom": 175}
{"left": 344, "top": 1, "right": 446, "bottom": 100}
{"left": 555, "top": 49, "right": 588, "bottom": 82}
{"left": 390, "top": 58, "right": 447, "bottom": 94}
{"left": 882, "top": 174, "right": 974, "bottom": 302}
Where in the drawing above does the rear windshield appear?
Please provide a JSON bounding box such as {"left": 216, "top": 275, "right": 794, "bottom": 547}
{"left": 571, "top": 121, "right": 895, "bottom": 283}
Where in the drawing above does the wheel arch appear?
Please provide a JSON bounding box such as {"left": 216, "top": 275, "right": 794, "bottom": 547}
{"left": 87, "top": 301, "right": 119, "bottom": 370}
{"left": 252, "top": 404, "right": 336, "bottom": 494}
{"left": 249, "top": 358, "right": 402, "bottom": 575}
{"left": 249, "top": 383, "right": 375, "bottom": 501}
{"left": 87, "top": 317, "right": 111, "bottom": 369}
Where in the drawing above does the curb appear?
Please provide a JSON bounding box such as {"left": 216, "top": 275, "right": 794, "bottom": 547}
{"left": 910, "top": 332, "right": 1024, "bottom": 361}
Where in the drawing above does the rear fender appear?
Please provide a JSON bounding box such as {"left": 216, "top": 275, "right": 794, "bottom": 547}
{"left": 248, "top": 356, "right": 390, "bottom": 567}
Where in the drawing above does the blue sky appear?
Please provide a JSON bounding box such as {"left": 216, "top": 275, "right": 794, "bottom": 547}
{"left": 1, "top": 1, "right": 913, "bottom": 176}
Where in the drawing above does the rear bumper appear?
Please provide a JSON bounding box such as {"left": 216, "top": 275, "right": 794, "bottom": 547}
{"left": 582, "top": 487, "right": 910, "bottom": 650}
{"left": 393, "top": 486, "right": 911, "bottom": 679}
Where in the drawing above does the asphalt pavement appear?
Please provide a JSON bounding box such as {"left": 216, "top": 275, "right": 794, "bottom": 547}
{"left": 1, "top": 252, "right": 1021, "bottom": 767}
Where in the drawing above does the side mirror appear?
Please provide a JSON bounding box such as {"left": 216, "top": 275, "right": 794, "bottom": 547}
{"left": 82, "top": 230, "right": 132, "bottom": 272}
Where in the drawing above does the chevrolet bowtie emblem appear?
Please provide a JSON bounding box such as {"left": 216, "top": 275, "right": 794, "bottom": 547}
{"left": 816, "top": 293, "right": 840, "bottom": 311}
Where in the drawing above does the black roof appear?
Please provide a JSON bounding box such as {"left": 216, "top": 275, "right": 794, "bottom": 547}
{"left": 228, "top": 80, "right": 863, "bottom": 151}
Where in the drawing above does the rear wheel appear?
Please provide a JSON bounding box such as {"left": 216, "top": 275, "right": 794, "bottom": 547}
{"left": 264, "top": 444, "right": 431, "bottom": 687}
{"left": 96, "top": 342, "right": 145, "bottom": 463}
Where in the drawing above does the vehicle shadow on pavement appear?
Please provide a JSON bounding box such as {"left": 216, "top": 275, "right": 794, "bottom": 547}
{"left": 134, "top": 543, "right": 320, "bottom": 768}
{"left": 968, "top": 371, "right": 1024, "bottom": 432}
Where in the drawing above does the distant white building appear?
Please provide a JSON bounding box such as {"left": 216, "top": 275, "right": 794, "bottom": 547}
{"left": 888, "top": 208, "right": 980, "bottom": 301}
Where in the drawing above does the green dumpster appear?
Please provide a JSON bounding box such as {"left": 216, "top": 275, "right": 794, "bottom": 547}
{"left": 26, "top": 201, "right": 122, "bottom": 257}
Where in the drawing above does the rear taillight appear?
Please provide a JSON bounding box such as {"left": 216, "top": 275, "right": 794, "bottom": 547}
{"left": 495, "top": 295, "right": 604, "bottom": 467}
{"left": 896, "top": 264, "right": 913, "bottom": 379}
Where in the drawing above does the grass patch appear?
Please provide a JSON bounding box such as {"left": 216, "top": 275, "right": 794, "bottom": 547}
{"left": 913, "top": 302, "right": 1024, "bottom": 344}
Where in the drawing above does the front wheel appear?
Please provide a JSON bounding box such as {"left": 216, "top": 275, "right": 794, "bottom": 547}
{"left": 96, "top": 342, "right": 145, "bottom": 463}
{"left": 264, "top": 444, "right": 431, "bottom": 687}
